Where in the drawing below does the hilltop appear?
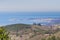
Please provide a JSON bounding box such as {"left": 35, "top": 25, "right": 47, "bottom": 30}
{"left": 4, "top": 24, "right": 31, "bottom": 31}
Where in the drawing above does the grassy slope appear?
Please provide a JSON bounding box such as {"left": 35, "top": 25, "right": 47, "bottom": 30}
{"left": 4, "top": 24, "right": 31, "bottom": 31}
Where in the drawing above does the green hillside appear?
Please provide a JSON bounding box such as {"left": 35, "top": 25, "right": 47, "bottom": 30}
{"left": 4, "top": 24, "right": 31, "bottom": 31}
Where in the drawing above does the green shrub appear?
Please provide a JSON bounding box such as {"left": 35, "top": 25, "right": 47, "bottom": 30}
{"left": 0, "top": 27, "right": 9, "bottom": 40}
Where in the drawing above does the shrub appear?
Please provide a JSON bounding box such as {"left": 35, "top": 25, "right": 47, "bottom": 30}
{"left": 0, "top": 27, "right": 9, "bottom": 40}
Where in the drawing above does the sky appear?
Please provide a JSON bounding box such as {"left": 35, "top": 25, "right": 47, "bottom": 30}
{"left": 0, "top": 0, "right": 60, "bottom": 12}
{"left": 0, "top": 0, "right": 60, "bottom": 26}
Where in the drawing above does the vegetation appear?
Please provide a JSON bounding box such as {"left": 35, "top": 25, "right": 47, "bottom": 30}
{"left": 4, "top": 24, "right": 31, "bottom": 31}
{"left": 41, "top": 34, "right": 60, "bottom": 40}
{"left": 1, "top": 23, "right": 60, "bottom": 40}
{"left": 0, "top": 27, "right": 9, "bottom": 40}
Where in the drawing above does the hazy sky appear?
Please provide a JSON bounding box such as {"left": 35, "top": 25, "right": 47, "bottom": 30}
{"left": 0, "top": 0, "right": 60, "bottom": 12}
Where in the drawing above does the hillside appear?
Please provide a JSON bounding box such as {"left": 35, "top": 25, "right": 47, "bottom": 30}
{"left": 2, "top": 24, "right": 60, "bottom": 40}
{"left": 4, "top": 24, "right": 31, "bottom": 31}
{"left": 4, "top": 24, "right": 60, "bottom": 34}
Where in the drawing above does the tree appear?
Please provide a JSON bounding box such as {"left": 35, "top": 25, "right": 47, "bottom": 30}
{"left": 37, "top": 23, "right": 41, "bottom": 26}
{"left": 0, "top": 27, "right": 9, "bottom": 40}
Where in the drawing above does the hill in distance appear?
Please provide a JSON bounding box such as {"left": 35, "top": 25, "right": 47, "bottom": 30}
{"left": 4, "top": 23, "right": 31, "bottom": 32}
{"left": 3, "top": 23, "right": 60, "bottom": 34}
